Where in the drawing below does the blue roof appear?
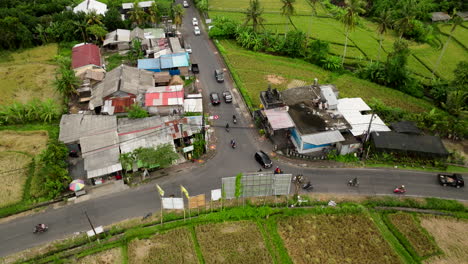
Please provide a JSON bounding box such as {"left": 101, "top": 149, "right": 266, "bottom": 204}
{"left": 159, "top": 52, "right": 189, "bottom": 69}
{"left": 138, "top": 58, "right": 161, "bottom": 70}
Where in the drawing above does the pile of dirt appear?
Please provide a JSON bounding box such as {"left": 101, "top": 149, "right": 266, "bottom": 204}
{"left": 265, "top": 74, "right": 286, "bottom": 85}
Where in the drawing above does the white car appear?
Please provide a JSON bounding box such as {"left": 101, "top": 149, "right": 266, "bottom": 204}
{"left": 185, "top": 44, "right": 192, "bottom": 53}
{"left": 194, "top": 26, "right": 200, "bottom": 35}
{"left": 192, "top": 17, "right": 198, "bottom": 26}
{"left": 183, "top": 0, "right": 189, "bottom": 7}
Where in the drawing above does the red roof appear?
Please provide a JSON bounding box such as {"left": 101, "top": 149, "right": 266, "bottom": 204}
{"left": 72, "top": 44, "right": 101, "bottom": 69}
{"left": 145, "top": 91, "right": 184, "bottom": 106}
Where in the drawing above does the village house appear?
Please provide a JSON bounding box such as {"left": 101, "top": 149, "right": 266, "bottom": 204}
{"left": 103, "top": 28, "right": 145, "bottom": 51}
{"left": 73, "top": 0, "right": 107, "bottom": 15}
{"left": 89, "top": 65, "right": 155, "bottom": 115}
{"left": 121, "top": 1, "right": 155, "bottom": 19}
{"left": 145, "top": 85, "right": 185, "bottom": 116}
{"left": 137, "top": 52, "right": 190, "bottom": 75}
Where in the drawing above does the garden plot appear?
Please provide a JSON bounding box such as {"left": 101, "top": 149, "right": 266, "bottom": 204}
{"left": 75, "top": 247, "right": 123, "bottom": 264}
{"left": 278, "top": 214, "right": 401, "bottom": 264}
{"left": 0, "top": 44, "right": 60, "bottom": 105}
{"left": 196, "top": 221, "right": 272, "bottom": 264}
{"left": 387, "top": 213, "right": 439, "bottom": 258}
{"left": 420, "top": 217, "right": 468, "bottom": 264}
{"left": 128, "top": 227, "right": 198, "bottom": 264}
{"left": 0, "top": 152, "right": 32, "bottom": 207}
{"left": 0, "top": 130, "right": 48, "bottom": 207}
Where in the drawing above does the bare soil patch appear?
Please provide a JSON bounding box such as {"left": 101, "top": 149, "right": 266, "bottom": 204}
{"left": 421, "top": 217, "right": 468, "bottom": 264}
{"left": 0, "top": 130, "right": 48, "bottom": 156}
{"left": 196, "top": 221, "right": 272, "bottom": 264}
{"left": 265, "top": 74, "right": 286, "bottom": 85}
{"left": 75, "top": 247, "right": 123, "bottom": 264}
{"left": 278, "top": 214, "right": 401, "bottom": 264}
{"left": 128, "top": 227, "right": 198, "bottom": 264}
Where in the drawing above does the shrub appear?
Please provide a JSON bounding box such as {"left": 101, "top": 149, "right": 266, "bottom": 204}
{"left": 125, "top": 103, "right": 149, "bottom": 119}
{"left": 322, "top": 55, "right": 342, "bottom": 71}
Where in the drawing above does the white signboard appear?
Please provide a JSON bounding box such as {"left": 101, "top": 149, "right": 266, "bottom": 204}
{"left": 162, "top": 197, "right": 184, "bottom": 209}
{"left": 205, "top": 19, "right": 212, "bottom": 24}
{"left": 86, "top": 226, "right": 104, "bottom": 237}
{"left": 211, "top": 189, "right": 222, "bottom": 201}
{"left": 183, "top": 145, "right": 194, "bottom": 153}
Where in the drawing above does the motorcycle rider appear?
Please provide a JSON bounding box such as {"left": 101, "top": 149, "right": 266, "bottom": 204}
{"left": 225, "top": 123, "right": 230, "bottom": 131}
{"left": 35, "top": 223, "right": 47, "bottom": 232}
{"left": 274, "top": 167, "right": 281, "bottom": 174}
{"left": 351, "top": 177, "right": 358, "bottom": 186}
{"left": 233, "top": 115, "right": 237, "bottom": 124}
{"left": 230, "top": 139, "right": 236, "bottom": 148}
{"left": 398, "top": 185, "right": 406, "bottom": 191}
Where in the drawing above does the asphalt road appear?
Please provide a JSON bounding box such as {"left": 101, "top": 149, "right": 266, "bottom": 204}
{"left": 0, "top": 3, "right": 467, "bottom": 258}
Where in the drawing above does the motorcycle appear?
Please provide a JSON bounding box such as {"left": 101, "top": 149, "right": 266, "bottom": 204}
{"left": 393, "top": 187, "right": 406, "bottom": 194}
{"left": 302, "top": 182, "right": 313, "bottom": 191}
{"left": 347, "top": 178, "right": 359, "bottom": 187}
{"left": 225, "top": 123, "right": 230, "bottom": 132}
{"left": 233, "top": 115, "right": 237, "bottom": 124}
{"left": 230, "top": 140, "right": 236, "bottom": 149}
{"left": 33, "top": 224, "right": 48, "bottom": 234}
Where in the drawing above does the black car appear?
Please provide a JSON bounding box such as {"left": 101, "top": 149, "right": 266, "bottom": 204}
{"left": 214, "top": 69, "right": 224, "bottom": 82}
{"left": 223, "top": 91, "right": 232, "bottom": 103}
{"left": 438, "top": 173, "right": 464, "bottom": 188}
{"left": 255, "top": 151, "right": 272, "bottom": 168}
{"left": 210, "top": 92, "right": 221, "bottom": 105}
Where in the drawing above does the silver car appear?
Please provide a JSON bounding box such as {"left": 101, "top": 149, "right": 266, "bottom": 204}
{"left": 194, "top": 26, "right": 200, "bottom": 35}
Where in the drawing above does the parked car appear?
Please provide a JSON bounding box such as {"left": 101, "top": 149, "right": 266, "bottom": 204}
{"left": 194, "top": 26, "right": 200, "bottom": 35}
{"left": 255, "top": 151, "right": 272, "bottom": 168}
{"left": 222, "top": 91, "right": 232, "bottom": 103}
{"left": 214, "top": 69, "right": 224, "bottom": 82}
{"left": 185, "top": 43, "right": 192, "bottom": 54}
{"left": 210, "top": 92, "right": 221, "bottom": 105}
{"left": 191, "top": 62, "right": 199, "bottom": 73}
{"left": 183, "top": 0, "right": 189, "bottom": 7}
{"left": 192, "top": 17, "right": 198, "bottom": 26}
{"left": 438, "top": 173, "right": 464, "bottom": 188}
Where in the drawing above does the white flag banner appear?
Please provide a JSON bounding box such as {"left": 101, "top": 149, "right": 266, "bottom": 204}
{"left": 211, "top": 189, "right": 222, "bottom": 201}
{"left": 162, "top": 197, "right": 184, "bottom": 210}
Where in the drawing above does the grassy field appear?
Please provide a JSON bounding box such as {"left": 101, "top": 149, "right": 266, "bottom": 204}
{"left": 420, "top": 216, "right": 468, "bottom": 264}
{"left": 208, "top": 0, "right": 467, "bottom": 80}
{"left": 75, "top": 247, "right": 123, "bottom": 264}
{"left": 219, "top": 39, "right": 436, "bottom": 113}
{"left": 196, "top": 221, "right": 272, "bottom": 264}
{"left": 387, "top": 213, "right": 439, "bottom": 258}
{"left": 128, "top": 227, "right": 198, "bottom": 264}
{"left": 277, "top": 214, "right": 401, "bottom": 263}
{"left": 0, "top": 44, "right": 60, "bottom": 106}
{"left": 0, "top": 130, "right": 48, "bottom": 207}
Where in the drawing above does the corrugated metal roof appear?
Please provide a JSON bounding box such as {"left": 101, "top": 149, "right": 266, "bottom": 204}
{"left": 342, "top": 112, "right": 391, "bottom": 136}
{"left": 73, "top": 0, "right": 107, "bottom": 15}
{"left": 264, "top": 108, "right": 295, "bottom": 130}
{"left": 159, "top": 53, "right": 189, "bottom": 69}
{"left": 103, "top": 29, "right": 131, "bottom": 46}
{"left": 72, "top": 44, "right": 101, "bottom": 69}
{"left": 145, "top": 85, "right": 184, "bottom": 107}
{"left": 337, "top": 98, "right": 371, "bottom": 112}
{"left": 130, "top": 27, "right": 145, "bottom": 40}
{"left": 84, "top": 147, "right": 122, "bottom": 178}
{"left": 122, "top": 0, "right": 155, "bottom": 9}
{"left": 184, "top": 98, "right": 203, "bottom": 112}
{"left": 59, "top": 114, "right": 117, "bottom": 144}
{"left": 138, "top": 58, "right": 161, "bottom": 69}
{"left": 169, "top": 37, "right": 185, "bottom": 53}
{"left": 320, "top": 85, "right": 338, "bottom": 107}
{"left": 144, "top": 28, "right": 166, "bottom": 39}
{"left": 302, "top": 130, "right": 345, "bottom": 145}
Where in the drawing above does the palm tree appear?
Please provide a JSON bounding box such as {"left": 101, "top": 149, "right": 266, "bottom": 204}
{"left": 73, "top": 20, "right": 89, "bottom": 42}
{"left": 35, "top": 24, "right": 48, "bottom": 45}
{"left": 85, "top": 10, "right": 104, "bottom": 26}
{"left": 172, "top": 4, "right": 185, "bottom": 29}
{"left": 307, "top": 0, "right": 319, "bottom": 38}
{"left": 432, "top": 13, "right": 463, "bottom": 79}
{"left": 147, "top": 2, "right": 159, "bottom": 26}
{"left": 281, "top": 0, "right": 297, "bottom": 33}
{"left": 394, "top": 0, "right": 415, "bottom": 39}
{"left": 244, "top": 0, "right": 265, "bottom": 33}
{"left": 128, "top": 0, "right": 146, "bottom": 26}
{"left": 374, "top": 10, "right": 393, "bottom": 60}
{"left": 339, "top": 0, "right": 366, "bottom": 66}
{"left": 54, "top": 69, "right": 80, "bottom": 97}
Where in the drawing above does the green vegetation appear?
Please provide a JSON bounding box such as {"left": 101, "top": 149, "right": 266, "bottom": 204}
{"left": 120, "top": 144, "right": 179, "bottom": 172}
{"left": 125, "top": 103, "right": 149, "bottom": 119}
{"left": 9, "top": 196, "right": 466, "bottom": 264}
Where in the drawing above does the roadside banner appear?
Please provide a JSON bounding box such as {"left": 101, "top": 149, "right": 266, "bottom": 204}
{"left": 189, "top": 194, "right": 206, "bottom": 209}
{"left": 181, "top": 185, "right": 190, "bottom": 199}
{"left": 211, "top": 189, "right": 222, "bottom": 201}
{"left": 156, "top": 184, "right": 165, "bottom": 197}
{"left": 162, "top": 197, "right": 184, "bottom": 210}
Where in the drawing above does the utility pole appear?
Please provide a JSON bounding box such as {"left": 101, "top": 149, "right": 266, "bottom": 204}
{"left": 84, "top": 211, "right": 99, "bottom": 240}
{"left": 364, "top": 112, "right": 376, "bottom": 143}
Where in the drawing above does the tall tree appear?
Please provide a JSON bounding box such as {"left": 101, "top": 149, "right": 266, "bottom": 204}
{"left": 281, "top": 0, "right": 297, "bottom": 33}
{"left": 128, "top": 0, "right": 146, "bottom": 26}
{"left": 432, "top": 13, "right": 463, "bottom": 79}
{"left": 73, "top": 19, "right": 89, "bottom": 42}
{"left": 394, "top": 0, "right": 416, "bottom": 38}
{"left": 87, "top": 24, "right": 108, "bottom": 43}
{"left": 243, "top": 0, "right": 265, "bottom": 32}
{"left": 147, "top": 2, "right": 159, "bottom": 25}
{"left": 374, "top": 10, "right": 393, "bottom": 60}
{"left": 104, "top": 7, "right": 125, "bottom": 31}
{"left": 172, "top": 4, "right": 185, "bottom": 29}
{"left": 339, "top": 0, "right": 366, "bottom": 65}
{"left": 85, "top": 10, "right": 104, "bottom": 26}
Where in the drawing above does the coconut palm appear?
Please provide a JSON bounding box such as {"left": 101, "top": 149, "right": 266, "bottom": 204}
{"left": 147, "top": 2, "right": 159, "bottom": 25}
{"left": 54, "top": 68, "right": 80, "bottom": 97}
{"left": 73, "top": 19, "right": 89, "bottom": 42}
{"left": 128, "top": 0, "right": 146, "bottom": 26}
{"left": 244, "top": 0, "right": 265, "bottom": 32}
{"left": 339, "top": 0, "right": 366, "bottom": 66}
{"left": 281, "top": 0, "right": 297, "bottom": 33}
{"left": 172, "top": 4, "right": 185, "bottom": 29}
{"left": 394, "top": 0, "right": 416, "bottom": 39}
{"left": 85, "top": 10, "right": 104, "bottom": 26}
{"left": 432, "top": 13, "right": 463, "bottom": 79}
{"left": 374, "top": 10, "right": 393, "bottom": 60}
